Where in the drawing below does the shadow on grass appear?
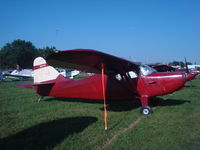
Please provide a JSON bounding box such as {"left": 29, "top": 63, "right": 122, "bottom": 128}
{"left": 184, "top": 85, "right": 196, "bottom": 88}
{"left": 45, "top": 97, "right": 141, "bottom": 112}
{"left": 106, "top": 99, "right": 141, "bottom": 112}
{"left": 105, "top": 98, "right": 190, "bottom": 111}
{"left": 45, "top": 97, "right": 103, "bottom": 104}
{"left": 150, "top": 97, "right": 191, "bottom": 107}
{"left": 44, "top": 97, "right": 190, "bottom": 112}
{"left": 0, "top": 117, "right": 97, "bottom": 150}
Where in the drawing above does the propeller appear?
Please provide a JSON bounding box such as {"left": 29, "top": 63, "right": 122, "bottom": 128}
{"left": 185, "top": 57, "right": 192, "bottom": 87}
{"left": 184, "top": 57, "right": 189, "bottom": 73}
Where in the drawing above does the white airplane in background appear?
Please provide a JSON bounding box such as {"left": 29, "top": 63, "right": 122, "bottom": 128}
{"left": 2, "top": 69, "right": 33, "bottom": 80}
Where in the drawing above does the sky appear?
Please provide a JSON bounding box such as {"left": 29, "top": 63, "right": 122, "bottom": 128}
{"left": 0, "top": 0, "right": 200, "bottom": 64}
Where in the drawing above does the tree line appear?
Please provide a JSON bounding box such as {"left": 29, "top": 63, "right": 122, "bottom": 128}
{"left": 0, "top": 39, "right": 194, "bottom": 70}
{"left": 169, "top": 61, "right": 192, "bottom": 68}
{"left": 0, "top": 39, "right": 56, "bottom": 69}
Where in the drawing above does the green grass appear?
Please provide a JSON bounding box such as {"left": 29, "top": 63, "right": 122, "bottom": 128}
{"left": 0, "top": 77, "right": 200, "bottom": 150}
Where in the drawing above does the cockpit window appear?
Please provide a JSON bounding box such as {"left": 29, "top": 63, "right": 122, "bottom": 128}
{"left": 140, "top": 64, "right": 157, "bottom": 76}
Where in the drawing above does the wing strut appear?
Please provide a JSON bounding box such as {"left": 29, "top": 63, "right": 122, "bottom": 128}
{"left": 101, "top": 63, "right": 108, "bottom": 130}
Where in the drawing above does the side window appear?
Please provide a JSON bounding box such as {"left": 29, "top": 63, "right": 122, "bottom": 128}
{"left": 127, "top": 71, "right": 138, "bottom": 78}
{"left": 115, "top": 74, "right": 122, "bottom": 81}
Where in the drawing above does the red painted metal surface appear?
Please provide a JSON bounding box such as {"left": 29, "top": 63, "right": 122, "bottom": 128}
{"left": 33, "top": 71, "right": 187, "bottom": 108}
{"left": 137, "top": 72, "right": 187, "bottom": 98}
{"left": 186, "top": 72, "right": 198, "bottom": 81}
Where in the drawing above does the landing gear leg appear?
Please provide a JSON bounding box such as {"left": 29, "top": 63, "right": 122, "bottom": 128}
{"left": 37, "top": 96, "right": 44, "bottom": 102}
{"left": 140, "top": 97, "right": 152, "bottom": 115}
{"left": 189, "top": 80, "right": 192, "bottom": 88}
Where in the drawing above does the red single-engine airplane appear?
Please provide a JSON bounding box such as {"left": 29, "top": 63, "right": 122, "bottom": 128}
{"left": 149, "top": 64, "right": 198, "bottom": 81}
{"left": 31, "top": 49, "right": 188, "bottom": 129}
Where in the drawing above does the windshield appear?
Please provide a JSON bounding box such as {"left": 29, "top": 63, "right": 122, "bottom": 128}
{"left": 140, "top": 64, "right": 157, "bottom": 76}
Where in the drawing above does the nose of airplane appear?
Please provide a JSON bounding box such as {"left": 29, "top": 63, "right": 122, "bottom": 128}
{"left": 187, "top": 72, "right": 198, "bottom": 81}
{"left": 165, "top": 73, "right": 187, "bottom": 93}
{"left": 147, "top": 72, "right": 187, "bottom": 96}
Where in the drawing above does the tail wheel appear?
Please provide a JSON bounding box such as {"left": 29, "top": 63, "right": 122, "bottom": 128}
{"left": 140, "top": 106, "right": 152, "bottom": 115}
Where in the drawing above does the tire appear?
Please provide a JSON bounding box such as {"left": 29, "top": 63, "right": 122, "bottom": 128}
{"left": 140, "top": 106, "right": 152, "bottom": 115}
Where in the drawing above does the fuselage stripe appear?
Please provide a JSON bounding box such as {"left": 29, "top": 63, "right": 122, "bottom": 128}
{"left": 34, "top": 64, "right": 49, "bottom": 70}
{"left": 146, "top": 75, "right": 182, "bottom": 79}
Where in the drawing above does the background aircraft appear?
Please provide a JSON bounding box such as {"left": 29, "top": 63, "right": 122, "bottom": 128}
{"left": 149, "top": 64, "right": 198, "bottom": 81}
{"left": 148, "top": 64, "right": 180, "bottom": 72}
{"left": 2, "top": 69, "right": 33, "bottom": 81}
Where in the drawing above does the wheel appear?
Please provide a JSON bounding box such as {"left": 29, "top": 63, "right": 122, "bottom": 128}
{"left": 140, "top": 106, "right": 152, "bottom": 115}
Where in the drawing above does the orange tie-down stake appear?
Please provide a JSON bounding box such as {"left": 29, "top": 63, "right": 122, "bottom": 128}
{"left": 101, "top": 63, "right": 107, "bottom": 130}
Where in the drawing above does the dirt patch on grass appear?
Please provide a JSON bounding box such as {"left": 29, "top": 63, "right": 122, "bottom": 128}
{"left": 97, "top": 116, "right": 144, "bottom": 150}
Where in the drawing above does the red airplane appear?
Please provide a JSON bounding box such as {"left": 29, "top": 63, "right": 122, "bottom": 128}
{"left": 149, "top": 64, "right": 198, "bottom": 81}
{"left": 29, "top": 49, "right": 188, "bottom": 129}
{"left": 149, "top": 64, "right": 180, "bottom": 72}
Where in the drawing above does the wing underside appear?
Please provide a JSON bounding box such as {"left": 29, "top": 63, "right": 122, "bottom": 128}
{"left": 46, "top": 49, "right": 139, "bottom": 74}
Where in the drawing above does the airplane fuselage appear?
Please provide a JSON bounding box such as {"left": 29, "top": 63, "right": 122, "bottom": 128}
{"left": 34, "top": 71, "right": 187, "bottom": 103}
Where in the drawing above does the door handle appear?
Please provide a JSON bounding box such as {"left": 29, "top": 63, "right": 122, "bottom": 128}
{"left": 148, "top": 81, "right": 156, "bottom": 84}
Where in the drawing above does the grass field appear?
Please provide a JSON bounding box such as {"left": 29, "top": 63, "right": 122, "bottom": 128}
{"left": 0, "top": 76, "right": 200, "bottom": 150}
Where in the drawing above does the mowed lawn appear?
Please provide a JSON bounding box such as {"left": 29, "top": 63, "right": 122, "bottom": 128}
{"left": 0, "top": 77, "right": 200, "bottom": 150}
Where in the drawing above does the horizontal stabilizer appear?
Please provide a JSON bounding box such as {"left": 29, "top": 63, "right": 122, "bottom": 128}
{"left": 18, "top": 83, "right": 33, "bottom": 88}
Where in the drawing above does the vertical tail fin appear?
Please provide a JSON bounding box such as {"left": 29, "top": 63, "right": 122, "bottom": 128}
{"left": 33, "top": 57, "right": 60, "bottom": 83}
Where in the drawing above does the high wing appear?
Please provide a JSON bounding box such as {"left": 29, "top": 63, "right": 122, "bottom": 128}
{"left": 46, "top": 49, "right": 139, "bottom": 74}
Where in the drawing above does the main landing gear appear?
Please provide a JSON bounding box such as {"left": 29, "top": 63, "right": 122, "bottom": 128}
{"left": 37, "top": 96, "right": 44, "bottom": 102}
{"left": 140, "top": 96, "right": 153, "bottom": 115}
{"left": 140, "top": 106, "right": 152, "bottom": 115}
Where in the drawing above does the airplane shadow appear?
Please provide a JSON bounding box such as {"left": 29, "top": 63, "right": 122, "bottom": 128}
{"left": 45, "top": 97, "right": 103, "bottom": 104}
{"left": 45, "top": 97, "right": 141, "bottom": 112}
{"left": 184, "top": 85, "right": 196, "bottom": 88}
{"left": 149, "top": 97, "right": 191, "bottom": 107}
{"left": 103, "top": 97, "right": 191, "bottom": 112}
{"left": 0, "top": 117, "right": 97, "bottom": 150}
{"left": 106, "top": 99, "right": 141, "bottom": 112}
{"left": 44, "top": 97, "right": 190, "bottom": 112}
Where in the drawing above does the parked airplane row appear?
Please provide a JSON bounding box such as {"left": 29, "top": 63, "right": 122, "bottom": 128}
{"left": 0, "top": 67, "right": 81, "bottom": 81}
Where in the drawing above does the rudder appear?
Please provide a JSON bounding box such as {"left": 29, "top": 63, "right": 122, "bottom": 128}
{"left": 33, "top": 57, "right": 60, "bottom": 83}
